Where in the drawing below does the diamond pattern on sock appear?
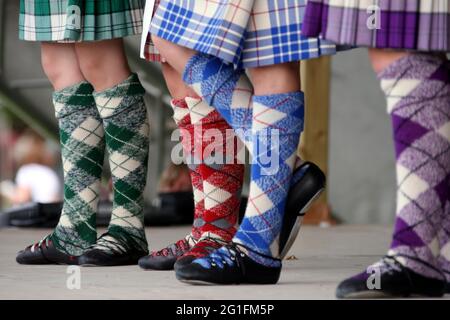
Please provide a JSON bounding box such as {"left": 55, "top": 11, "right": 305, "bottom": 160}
{"left": 51, "top": 81, "right": 105, "bottom": 256}
{"left": 171, "top": 98, "right": 205, "bottom": 240}
{"left": 181, "top": 98, "right": 244, "bottom": 260}
{"left": 92, "top": 74, "right": 149, "bottom": 254}
{"left": 233, "top": 93, "right": 303, "bottom": 261}
{"left": 379, "top": 54, "right": 450, "bottom": 281}
{"left": 182, "top": 53, "right": 309, "bottom": 267}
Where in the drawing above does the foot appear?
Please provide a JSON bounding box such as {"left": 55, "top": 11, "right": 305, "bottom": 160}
{"left": 175, "top": 243, "right": 281, "bottom": 285}
{"left": 336, "top": 256, "right": 446, "bottom": 299}
{"left": 279, "top": 162, "right": 326, "bottom": 258}
{"left": 139, "top": 236, "right": 195, "bottom": 270}
{"left": 174, "top": 236, "right": 228, "bottom": 270}
{"left": 78, "top": 233, "right": 148, "bottom": 267}
{"left": 16, "top": 235, "right": 79, "bottom": 265}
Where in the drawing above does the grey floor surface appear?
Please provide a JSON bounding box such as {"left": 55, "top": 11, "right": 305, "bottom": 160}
{"left": 1, "top": 225, "right": 448, "bottom": 300}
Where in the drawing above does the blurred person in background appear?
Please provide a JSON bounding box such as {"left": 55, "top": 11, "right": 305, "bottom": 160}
{"left": 11, "top": 131, "right": 61, "bottom": 205}
{"left": 158, "top": 163, "right": 192, "bottom": 194}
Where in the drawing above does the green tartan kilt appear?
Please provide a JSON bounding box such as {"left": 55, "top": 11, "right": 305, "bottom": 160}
{"left": 19, "top": 0, "right": 145, "bottom": 42}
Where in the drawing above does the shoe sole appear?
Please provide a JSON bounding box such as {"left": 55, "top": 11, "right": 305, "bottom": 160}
{"left": 178, "top": 279, "right": 221, "bottom": 286}
{"left": 338, "top": 290, "right": 444, "bottom": 299}
{"left": 338, "top": 290, "right": 395, "bottom": 299}
{"left": 279, "top": 188, "right": 325, "bottom": 259}
{"left": 178, "top": 278, "right": 277, "bottom": 286}
{"left": 79, "top": 264, "right": 102, "bottom": 267}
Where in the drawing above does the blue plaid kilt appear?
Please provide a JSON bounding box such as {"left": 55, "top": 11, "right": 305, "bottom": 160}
{"left": 148, "top": 0, "right": 337, "bottom": 68}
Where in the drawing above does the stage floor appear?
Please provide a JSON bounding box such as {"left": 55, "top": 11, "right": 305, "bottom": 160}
{"left": 0, "top": 225, "right": 447, "bottom": 300}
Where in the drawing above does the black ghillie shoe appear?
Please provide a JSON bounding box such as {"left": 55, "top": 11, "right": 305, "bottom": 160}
{"left": 139, "top": 236, "right": 195, "bottom": 270}
{"left": 175, "top": 243, "right": 281, "bottom": 285}
{"left": 279, "top": 162, "right": 326, "bottom": 259}
{"left": 336, "top": 256, "right": 446, "bottom": 299}
{"left": 78, "top": 233, "right": 148, "bottom": 267}
{"left": 16, "top": 235, "right": 79, "bottom": 265}
{"left": 174, "top": 236, "right": 228, "bottom": 271}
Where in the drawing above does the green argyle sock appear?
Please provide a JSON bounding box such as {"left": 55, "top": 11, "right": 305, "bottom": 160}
{"left": 52, "top": 81, "right": 105, "bottom": 256}
{"left": 92, "top": 73, "right": 149, "bottom": 254}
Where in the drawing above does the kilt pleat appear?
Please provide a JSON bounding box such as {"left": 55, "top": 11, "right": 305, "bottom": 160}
{"left": 145, "top": 0, "right": 337, "bottom": 68}
{"left": 19, "top": 0, "right": 145, "bottom": 42}
{"left": 302, "top": 0, "right": 450, "bottom": 52}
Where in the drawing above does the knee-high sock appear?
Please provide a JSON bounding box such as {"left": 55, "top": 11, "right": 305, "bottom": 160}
{"left": 171, "top": 98, "right": 205, "bottom": 242}
{"left": 52, "top": 82, "right": 105, "bottom": 256}
{"left": 379, "top": 53, "right": 450, "bottom": 280}
{"left": 235, "top": 93, "right": 303, "bottom": 264}
{"left": 93, "top": 74, "right": 149, "bottom": 253}
{"left": 185, "top": 97, "right": 244, "bottom": 245}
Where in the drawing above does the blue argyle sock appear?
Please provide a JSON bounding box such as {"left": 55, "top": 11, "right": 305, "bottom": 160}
{"left": 235, "top": 93, "right": 304, "bottom": 264}
{"left": 194, "top": 92, "right": 304, "bottom": 268}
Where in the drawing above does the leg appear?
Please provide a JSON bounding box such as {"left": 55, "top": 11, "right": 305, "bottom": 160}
{"left": 336, "top": 49, "right": 450, "bottom": 298}
{"left": 161, "top": 63, "right": 197, "bottom": 99}
{"left": 139, "top": 63, "right": 245, "bottom": 270}
{"left": 161, "top": 64, "right": 245, "bottom": 251}
{"left": 17, "top": 43, "right": 106, "bottom": 263}
{"left": 161, "top": 63, "right": 205, "bottom": 244}
{"left": 249, "top": 62, "right": 300, "bottom": 95}
{"left": 179, "top": 51, "right": 324, "bottom": 259}
{"left": 75, "top": 40, "right": 150, "bottom": 265}
{"left": 41, "top": 42, "right": 85, "bottom": 90}
{"left": 152, "top": 35, "right": 195, "bottom": 75}
{"left": 231, "top": 63, "right": 303, "bottom": 262}
{"left": 368, "top": 49, "right": 411, "bottom": 74}
{"left": 139, "top": 63, "right": 205, "bottom": 270}
{"left": 176, "top": 59, "right": 324, "bottom": 285}
{"left": 75, "top": 39, "right": 131, "bottom": 92}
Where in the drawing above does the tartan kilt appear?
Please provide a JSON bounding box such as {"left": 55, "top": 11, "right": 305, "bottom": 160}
{"left": 19, "top": 0, "right": 145, "bottom": 42}
{"left": 302, "top": 0, "right": 450, "bottom": 52}
{"left": 143, "top": 0, "right": 161, "bottom": 62}
{"left": 146, "top": 0, "right": 337, "bottom": 68}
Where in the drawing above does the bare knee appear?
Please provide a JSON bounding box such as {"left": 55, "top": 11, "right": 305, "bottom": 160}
{"left": 152, "top": 35, "right": 171, "bottom": 56}
{"left": 249, "top": 62, "right": 300, "bottom": 95}
{"left": 368, "top": 48, "right": 409, "bottom": 74}
{"left": 77, "top": 54, "right": 129, "bottom": 91}
{"left": 162, "top": 63, "right": 197, "bottom": 99}
{"left": 76, "top": 40, "right": 131, "bottom": 91}
{"left": 41, "top": 43, "right": 84, "bottom": 90}
{"left": 152, "top": 35, "right": 196, "bottom": 74}
{"left": 77, "top": 54, "right": 107, "bottom": 87}
{"left": 41, "top": 49, "right": 62, "bottom": 83}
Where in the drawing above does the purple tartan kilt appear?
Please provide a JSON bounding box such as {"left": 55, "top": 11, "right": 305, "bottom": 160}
{"left": 147, "top": 0, "right": 337, "bottom": 68}
{"left": 302, "top": 0, "right": 450, "bottom": 52}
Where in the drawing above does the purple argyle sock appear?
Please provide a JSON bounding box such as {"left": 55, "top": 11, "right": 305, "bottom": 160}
{"left": 379, "top": 53, "right": 450, "bottom": 280}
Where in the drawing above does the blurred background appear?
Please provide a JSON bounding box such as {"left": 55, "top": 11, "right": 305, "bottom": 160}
{"left": 0, "top": 0, "right": 399, "bottom": 228}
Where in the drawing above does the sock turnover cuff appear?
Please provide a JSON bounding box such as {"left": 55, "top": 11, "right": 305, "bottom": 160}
{"left": 377, "top": 53, "right": 449, "bottom": 82}
{"left": 93, "top": 73, "right": 146, "bottom": 119}
{"left": 53, "top": 81, "right": 96, "bottom": 119}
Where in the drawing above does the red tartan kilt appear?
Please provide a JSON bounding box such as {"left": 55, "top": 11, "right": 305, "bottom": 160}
{"left": 143, "top": 0, "right": 161, "bottom": 62}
